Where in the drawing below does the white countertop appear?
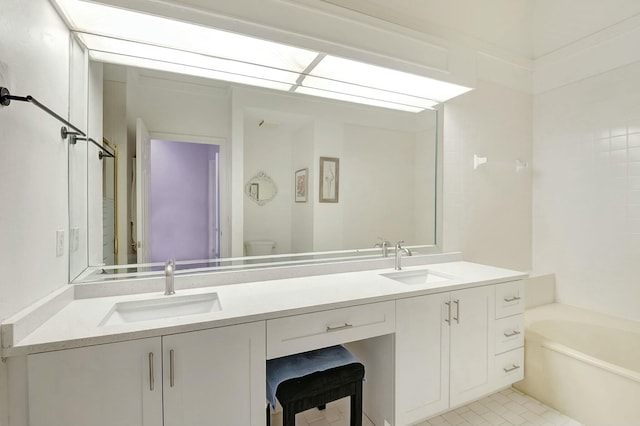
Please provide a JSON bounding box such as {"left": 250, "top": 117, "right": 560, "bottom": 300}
{"left": 1, "top": 261, "right": 527, "bottom": 357}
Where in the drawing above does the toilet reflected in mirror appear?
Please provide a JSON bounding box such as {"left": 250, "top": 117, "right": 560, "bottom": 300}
{"left": 245, "top": 239, "right": 276, "bottom": 258}
{"left": 245, "top": 171, "right": 278, "bottom": 205}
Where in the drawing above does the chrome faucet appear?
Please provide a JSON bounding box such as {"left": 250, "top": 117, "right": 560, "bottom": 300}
{"left": 164, "top": 258, "right": 176, "bottom": 295}
{"left": 394, "top": 240, "right": 412, "bottom": 270}
{"left": 374, "top": 239, "right": 391, "bottom": 258}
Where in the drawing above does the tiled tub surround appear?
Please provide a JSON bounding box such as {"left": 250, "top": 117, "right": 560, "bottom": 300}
{"left": 2, "top": 260, "right": 527, "bottom": 426}
{"left": 515, "top": 303, "right": 640, "bottom": 425}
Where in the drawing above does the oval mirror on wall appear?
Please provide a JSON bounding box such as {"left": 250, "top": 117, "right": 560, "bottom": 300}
{"left": 245, "top": 171, "right": 278, "bottom": 205}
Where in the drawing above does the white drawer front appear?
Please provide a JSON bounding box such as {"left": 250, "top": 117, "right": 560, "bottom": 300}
{"left": 494, "top": 348, "right": 524, "bottom": 388}
{"left": 266, "top": 301, "right": 395, "bottom": 359}
{"left": 495, "top": 315, "right": 524, "bottom": 354}
{"left": 495, "top": 281, "right": 525, "bottom": 319}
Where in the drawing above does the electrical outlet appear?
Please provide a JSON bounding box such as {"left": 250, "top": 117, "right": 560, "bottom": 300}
{"left": 56, "top": 229, "right": 65, "bottom": 257}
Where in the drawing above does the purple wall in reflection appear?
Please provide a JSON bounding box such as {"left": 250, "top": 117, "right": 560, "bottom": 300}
{"left": 150, "top": 139, "right": 218, "bottom": 262}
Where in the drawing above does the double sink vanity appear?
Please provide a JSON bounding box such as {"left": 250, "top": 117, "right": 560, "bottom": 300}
{"left": 2, "top": 256, "right": 526, "bottom": 426}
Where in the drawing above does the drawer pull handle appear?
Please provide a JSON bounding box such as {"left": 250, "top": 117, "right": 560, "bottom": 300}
{"left": 504, "top": 330, "right": 521, "bottom": 338}
{"left": 148, "top": 352, "right": 154, "bottom": 391}
{"left": 503, "top": 364, "right": 521, "bottom": 373}
{"left": 170, "top": 349, "right": 175, "bottom": 388}
{"left": 326, "top": 323, "right": 353, "bottom": 332}
{"left": 453, "top": 300, "right": 460, "bottom": 324}
{"left": 504, "top": 296, "right": 521, "bottom": 303}
{"left": 444, "top": 301, "right": 451, "bottom": 324}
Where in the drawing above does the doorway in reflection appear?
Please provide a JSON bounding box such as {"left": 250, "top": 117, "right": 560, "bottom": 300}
{"left": 149, "top": 139, "right": 220, "bottom": 263}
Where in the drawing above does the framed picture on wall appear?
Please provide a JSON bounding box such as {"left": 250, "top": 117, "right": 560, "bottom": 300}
{"left": 295, "top": 168, "right": 308, "bottom": 203}
{"left": 319, "top": 157, "right": 339, "bottom": 203}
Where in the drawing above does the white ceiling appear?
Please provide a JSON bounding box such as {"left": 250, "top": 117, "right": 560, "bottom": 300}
{"left": 532, "top": 0, "right": 640, "bottom": 58}
{"left": 320, "top": 0, "right": 640, "bottom": 60}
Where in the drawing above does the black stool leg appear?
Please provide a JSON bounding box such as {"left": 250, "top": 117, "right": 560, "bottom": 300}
{"left": 350, "top": 380, "right": 363, "bottom": 426}
{"left": 266, "top": 404, "right": 271, "bottom": 426}
{"left": 282, "top": 405, "right": 296, "bottom": 426}
{"left": 317, "top": 404, "right": 326, "bottom": 410}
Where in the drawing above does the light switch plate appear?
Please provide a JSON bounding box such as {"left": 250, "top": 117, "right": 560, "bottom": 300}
{"left": 56, "top": 229, "right": 64, "bottom": 257}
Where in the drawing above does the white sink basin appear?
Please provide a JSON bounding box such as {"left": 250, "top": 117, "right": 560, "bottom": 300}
{"left": 100, "top": 293, "right": 221, "bottom": 326}
{"left": 381, "top": 269, "right": 450, "bottom": 286}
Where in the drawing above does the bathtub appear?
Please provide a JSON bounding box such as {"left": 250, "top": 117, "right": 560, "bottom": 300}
{"left": 514, "top": 303, "right": 640, "bottom": 426}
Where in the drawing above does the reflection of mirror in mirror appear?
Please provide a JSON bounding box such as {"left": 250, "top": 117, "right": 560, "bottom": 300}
{"left": 245, "top": 171, "right": 278, "bottom": 205}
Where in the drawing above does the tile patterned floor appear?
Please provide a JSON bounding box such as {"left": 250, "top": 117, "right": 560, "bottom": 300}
{"left": 269, "top": 387, "right": 583, "bottom": 426}
{"left": 418, "top": 388, "right": 584, "bottom": 426}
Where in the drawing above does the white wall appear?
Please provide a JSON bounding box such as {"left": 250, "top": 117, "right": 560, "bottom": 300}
{"left": 532, "top": 59, "right": 640, "bottom": 321}
{"left": 291, "top": 123, "right": 315, "bottom": 252}
{"left": 312, "top": 120, "right": 345, "bottom": 251}
{"left": 341, "top": 124, "right": 418, "bottom": 248}
{"left": 531, "top": 1, "right": 640, "bottom": 321}
{"left": 0, "top": 0, "right": 78, "bottom": 424}
{"left": 103, "top": 74, "right": 129, "bottom": 265}
{"left": 87, "top": 61, "right": 104, "bottom": 267}
{"left": 243, "top": 117, "right": 294, "bottom": 254}
{"left": 68, "top": 38, "right": 89, "bottom": 279}
{"left": 443, "top": 79, "right": 533, "bottom": 271}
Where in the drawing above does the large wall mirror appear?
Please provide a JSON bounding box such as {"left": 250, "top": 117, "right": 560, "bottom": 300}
{"left": 66, "top": 1, "right": 449, "bottom": 282}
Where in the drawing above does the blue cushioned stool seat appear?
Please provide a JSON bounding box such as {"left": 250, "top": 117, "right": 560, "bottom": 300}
{"left": 266, "top": 345, "right": 365, "bottom": 426}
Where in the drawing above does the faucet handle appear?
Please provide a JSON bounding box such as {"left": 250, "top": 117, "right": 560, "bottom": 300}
{"left": 396, "top": 240, "right": 405, "bottom": 248}
{"left": 165, "top": 258, "right": 175, "bottom": 272}
{"left": 375, "top": 237, "right": 389, "bottom": 247}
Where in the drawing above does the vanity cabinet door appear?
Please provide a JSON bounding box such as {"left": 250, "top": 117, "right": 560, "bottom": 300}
{"left": 395, "top": 293, "right": 450, "bottom": 425}
{"left": 27, "top": 337, "right": 163, "bottom": 426}
{"left": 162, "top": 321, "right": 266, "bottom": 426}
{"left": 449, "top": 285, "right": 495, "bottom": 407}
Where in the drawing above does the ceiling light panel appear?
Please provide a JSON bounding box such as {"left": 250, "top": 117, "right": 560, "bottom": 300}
{"left": 294, "top": 87, "right": 424, "bottom": 113}
{"left": 78, "top": 33, "right": 300, "bottom": 85}
{"left": 51, "top": 0, "right": 473, "bottom": 112}
{"left": 310, "top": 55, "right": 471, "bottom": 102}
{"left": 301, "top": 75, "right": 438, "bottom": 109}
{"left": 54, "top": 0, "right": 318, "bottom": 73}
{"left": 89, "top": 51, "right": 294, "bottom": 92}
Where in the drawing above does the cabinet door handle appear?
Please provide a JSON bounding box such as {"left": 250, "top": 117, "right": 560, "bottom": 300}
{"left": 504, "top": 330, "right": 521, "bottom": 338}
{"left": 503, "top": 364, "right": 521, "bottom": 373}
{"left": 148, "top": 352, "right": 154, "bottom": 391}
{"left": 326, "top": 323, "right": 353, "bottom": 332}
{"left": 504, "top": 295, "right": 521, "bottom": 303}
{"left": 453, "top": 300, "right": 460, "bottom": 324}
{"left": 444, "top": 301, "right": 451, "bottom": 324}
{"left": 170, "top": 349, "right": 175, "bottom": 388}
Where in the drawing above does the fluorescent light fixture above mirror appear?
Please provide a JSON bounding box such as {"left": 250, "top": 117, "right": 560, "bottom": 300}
{"left": 89, "top": 51, "right": 295, "bottom": 92}
{"left": 52, "top": 0, "right": 472, "bottom": 112}
{"left": 309, "top": 55, "right": 472, "bottom": 103}
{"left": 78, "top": 33, "right": 302, "bottom": 86}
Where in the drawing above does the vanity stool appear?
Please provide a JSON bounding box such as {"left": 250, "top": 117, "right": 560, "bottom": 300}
{"left": 266, "top": 345, "right": 365, "bottom": 426}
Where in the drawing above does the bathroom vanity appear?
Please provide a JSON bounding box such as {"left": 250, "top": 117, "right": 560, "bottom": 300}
{"left": 1, "top": 260, "right": 525, "bottom": 426}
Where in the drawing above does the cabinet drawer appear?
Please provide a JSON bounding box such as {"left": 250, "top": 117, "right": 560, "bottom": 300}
{"left": 494, "top": 348, "right": 524, "bottom": 388}
{"left": 267, "top": 301, "right": 395, "bottom": 359}
{"left": 495, "top": 315, "right": 524, "bottom": 354}
{"left": 495, "top": 281, "right": 524, "bottom": 319}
